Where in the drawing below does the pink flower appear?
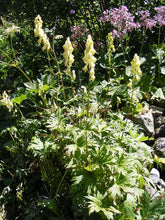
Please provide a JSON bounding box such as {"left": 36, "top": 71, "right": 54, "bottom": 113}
{"left": 139, "top": 10, "right": 156, "bottom": 30}
{"left": 101, "top": 6, "right": 140, "bottom": 40}
{"left": 154, "top": 6, "right": 165, "bottom": 26}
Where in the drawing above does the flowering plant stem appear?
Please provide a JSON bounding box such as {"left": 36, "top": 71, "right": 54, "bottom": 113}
{"left": 85, "top": 79, "right": 91, "bottom": 153}
{"left": 108, "top": 53, "right": 112, "bottom": 81}
{"left": 71, "top": 80, "right": 77, "bottom": 123}
{"left": 0, "top": 48, "right": 32, "bottom": 83}
{"left": 50, "top": 48, "right": 66, "bottom": 100}
{"left": 157, "top": 26, "right": 161, "bottom": 83}
{"left": 139, "top": 27, "right": 147, "bottom": 56}
{"left": 120, "top": 41, "right": 126, "bottom": 81}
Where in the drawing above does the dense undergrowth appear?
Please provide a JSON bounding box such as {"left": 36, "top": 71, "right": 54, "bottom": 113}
{"left": 0, "top": 1, "right": 165, "bottom": 219}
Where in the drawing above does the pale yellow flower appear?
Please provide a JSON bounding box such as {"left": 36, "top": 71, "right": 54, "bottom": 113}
{"left": 107, "top": 32, "right": 115, "bottom": 55}
{"left": 82, "top": 35, "right": 96, "bottom": 81}
{"left": 81, "top": 86, "right": 87, "bottom": 95}
{"left": 72, "top": 70, "right": 76, "bottom": 81}
{"left": 1, "top": 91, "right": 13, "bottom": 112}
{"left": 5, "top": 24, "right": 20, "bottom": 34}
{"left": 38, "top": 81, "right": 44, "bottom": 96}
{"left": 131, "top": 54, "right": 142, "bottom": 82}
{"left": 34, "top": 15, "right": 50, "bottom": 51}
{"left": 63, "top": 37, "right": 74, "bottom": 75}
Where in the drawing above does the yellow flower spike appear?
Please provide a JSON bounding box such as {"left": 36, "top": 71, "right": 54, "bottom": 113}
{"left": 1, "top": 91, "right": 13, "bottom": 112}
{"left": 63, "top": 37, "right": 74, "bottom": 75}
{"left": 107, "top": 32, "right": 115, "bottom": 55}
{"left": 82, "top": 35, "right": 96, "bottom": 81}
{"left": 131, "top": 54, "right": 142, "bottom": 82}
{"left": 34, "top": 15, "right": 50, "bottom": 51}
{"left": 72, "top": 70, "right": 76, "bottom": 81}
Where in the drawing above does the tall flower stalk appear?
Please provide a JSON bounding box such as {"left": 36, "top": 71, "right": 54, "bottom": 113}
{"left": 82, "top": 35, "right": 96, "bottom": 83}
{"left": 34, "top": 15, "right": 65, "bottom": 99}
{"left": 153, "top": 6, "right": 165, "bottom": 82}
{"left": 128, "top": 53, "right": 142, "bottom": 105}
{"left": 63, "top": 37, "right": 77, "bottom": 120}
{"left": 82, "top": 35, "right": 96, "bottom": 152}
{"left": 139, "top": 10, "right": 156, "bottom": 55}
{"left": 121, "top": 54, "right": 142, "bottom": 140}
{"left": 34, "top": 15, "right": 50, "bottom": 51}
{"left": 101, "top": 6, "right": 140, "bottom": 81}
{"left": 107, "top": 32, "right": 115, "bottom": 80}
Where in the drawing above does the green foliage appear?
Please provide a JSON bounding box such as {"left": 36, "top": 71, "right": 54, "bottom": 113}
{"left": 1, "top": 1, "right": 165, "bottom": 219}
{"left": 140, "top": 191, "right": 165, "bottom": 220}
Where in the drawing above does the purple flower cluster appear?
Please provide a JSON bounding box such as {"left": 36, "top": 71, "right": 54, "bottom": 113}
{"left": 70, "top": 9, "right": 75, "bottom": 15}
{"left": 139, "top": 10, "right": 156, "bottom": 30}
{"left": 100, "top": 9, "right": 111, "bottom": 23}
{"left": 154, "top": 6, "right": 165, "bottom": 26}
{"left": 71, "top": 25, "right": 88, "bottom": 39}
{"left": 101, "top": 5, "right": 165, "bottom": 40}
{"left": 101, "top": 6, "right": 140, "bottom": 40}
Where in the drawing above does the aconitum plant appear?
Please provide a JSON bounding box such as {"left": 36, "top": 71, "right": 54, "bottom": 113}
{"left": 63, "top": 37, "right": 74, "bottom": 75}
{"left": 82, "top": 35, "right": 96, "bottom": 81}
{"left": 34, "top": 15, "right": 50, "bottom": 51}
{"left": 101, "top": 6, "right": 140, "bottom": 40}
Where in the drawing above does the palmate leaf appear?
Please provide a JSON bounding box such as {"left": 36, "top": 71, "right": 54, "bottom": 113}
{"left": 65, "top": 144, "right": 77, "bottom": 157}
{"left": 86, "top": 192, "right": 121, "bottom": 220}
{"left": 122, "top": 193, "right": 137, "bottom": 219}
{"left": 123, "top": 202, "right": 135, "bottom": 220}
{"left": 75, "top": 131, "right": 86, "bottom": 148}
{"left": 147, "top": 194, "right": 165, "bottom": 219}
{"left": 28, "top": 137, "right": 58, "bottom": 159}
{"left": 151, "top": 88, "right": 165, "bottom": 101}
{"left": 140, "top": 191, "right": 165, "bottom": 220}
{"left": 108, "top": 183, "right": 122, "bottom": 200}
{"left": 140, "top": 190, "right": 150, "bottom": 219}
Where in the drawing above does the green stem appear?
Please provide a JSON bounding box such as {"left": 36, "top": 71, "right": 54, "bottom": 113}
{"left": 120, "top": 87, "right": 134, "bottom": 141}
{"left": 50, "top": 48, "right": 66, "bottom": 100}
{"left": 119, "top": 40, "right": 126, "bottom": 81}
{"left": 10, "top": 35, "right": 16, "bottom": 61}
{"left": 0, "top": 48, "right": 32, "bottom": 83}
{"left": 16, "top": 65, "right": 32, "bottom": 83}
{"left": 139, "top": 27, "right": 146, "bottom": 56}
{"left": 85, "top": 79, "right": 91, "bottom": 152}
{"left": 71, "top": 79, "right": 77, "bottom": 123}
{"left": 158, "top": 26, "right": 161, "bottom": 47}
{"left": 108, "top": 53, "right": 112, "bottom": 81}
{"left": 47, "top": 50, "right": 55, "bottom": 85}
{"left": 157, "top": 27, "right": 161, "bottom": 83}
{"left": 55, "top": 169, "right": 68, "bottom": 198}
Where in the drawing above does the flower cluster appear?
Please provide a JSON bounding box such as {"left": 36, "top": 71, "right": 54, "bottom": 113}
{"left": 34, "top": 15, "right": 50, "bottom": 51}
{"left": 5, "top": 24, "right": 20, "bottom": 34}
{"left": 63, "top": 37, "right": 74, "bottom": 75}
{"left": 101, "top": 6, "right": 165, "bottom": 37}
{"left": 1, "top": 91, "right": 13, "bottom": 112}
{"left": 82, "top": 35, "right": 96, "bottom": 81}
{"left": 139, "top": 10, "right": 156, "bottom": 30}
{"left": 107, "top": 32, "right": 115, "bottom": 54}
{"left": 154, "top": 6, "right": 165, "bottom": 26}
{"left": 131, "top": 54, "right": 142, "bottom": 81}
{"left": 100, "top": 9, "right": 111, "bottom": 22}
{"left": 71, "top": 25, "right": 88, "bottom": 39}
{"left": 128, "top": 54, "right": 142, "bottom": 89}
{"left": 101, "top": 6, "right": 140, "bottom": 40}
